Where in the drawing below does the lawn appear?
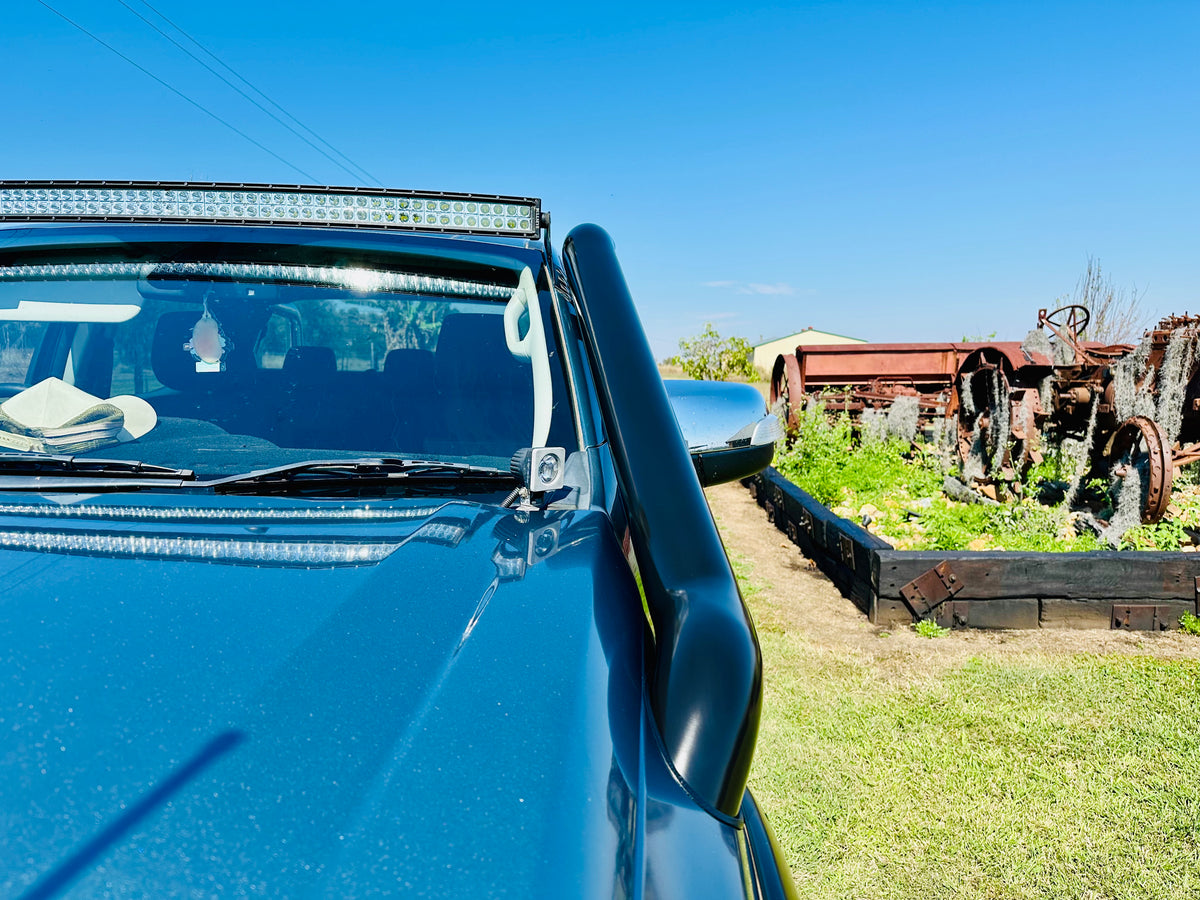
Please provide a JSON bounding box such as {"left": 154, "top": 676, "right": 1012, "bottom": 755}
{"left": 730, "top": 552, "right": 1200, "bottom": 899}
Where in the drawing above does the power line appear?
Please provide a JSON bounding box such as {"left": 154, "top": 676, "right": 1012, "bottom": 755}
{"left": 131, "top": 0, "right": 382, "bottom": 187}
{"left": 35, "top": 0, "right": 318, "bottom": 182}
{"left": 114, "top": 0, "right": 378, "bottom": 186}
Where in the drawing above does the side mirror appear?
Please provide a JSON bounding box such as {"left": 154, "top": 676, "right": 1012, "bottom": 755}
{"left": 664, "top": 379, "right": 782, "bottom": 487}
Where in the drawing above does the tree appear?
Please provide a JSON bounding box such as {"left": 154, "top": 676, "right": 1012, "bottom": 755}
{"left": 1069, "top": 257, "right": 1149, "bottom": 344}
{"left": 674, "top": 323, "right": 757, "bottom": 381}
{"left": 372, "top": 299, "right": 442, "bottom": 351}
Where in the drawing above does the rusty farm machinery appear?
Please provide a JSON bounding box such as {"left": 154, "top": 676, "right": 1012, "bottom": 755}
{"left": 770, "top": 306, "right": 1200, "bottom": 526}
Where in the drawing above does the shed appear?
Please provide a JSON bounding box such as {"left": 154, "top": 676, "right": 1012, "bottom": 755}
{"left": 752, "top": 327, "right": 866, "bottom": 372}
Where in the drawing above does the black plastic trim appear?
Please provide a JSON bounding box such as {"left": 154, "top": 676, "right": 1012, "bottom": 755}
{"left": 692, "top": 442, "right": 776, "bottom": 488}
{"left": 562, "top": 223, "right": 762, "bottom": 817}
{"left": 741, "top": 790, "right": 800, "bottom": 900}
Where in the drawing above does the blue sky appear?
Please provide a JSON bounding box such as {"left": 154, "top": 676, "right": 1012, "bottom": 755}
{"left": 2, "top": 1, "right": 1197, "bottom": 358}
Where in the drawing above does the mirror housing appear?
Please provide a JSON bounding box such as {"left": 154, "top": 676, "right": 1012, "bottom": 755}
{"left": 664, "top": 379, "right": 782, "bottom": 487}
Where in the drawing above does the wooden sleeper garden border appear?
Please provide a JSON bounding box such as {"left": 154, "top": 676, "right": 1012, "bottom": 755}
{"left": 743, "top": 467, "right": 1200, "bottom": 631}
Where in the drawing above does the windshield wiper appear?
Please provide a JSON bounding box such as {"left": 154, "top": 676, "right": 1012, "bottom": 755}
{"left": 206, "top": 458, "right": 517, "bottom": 495}
{"left": 0, "top": 454, "right": 196, "bottom": 493}
{"left": 0, "top": 453, "right": 194, "bottom": 478}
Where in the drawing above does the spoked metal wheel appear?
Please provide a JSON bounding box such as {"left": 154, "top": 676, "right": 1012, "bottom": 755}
{"left": 955, "top": 352, "right": 1029, "bottom": 484}
{"left": 1105, "top": 415, "right": 1173, "bottom": 524}
{"left": 770, "top": 354, "right": 805, "bottom": 431}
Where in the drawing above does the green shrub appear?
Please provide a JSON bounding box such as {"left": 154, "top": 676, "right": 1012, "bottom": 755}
{"left": 674, "top": 323, "right": 757, "bottom": 381}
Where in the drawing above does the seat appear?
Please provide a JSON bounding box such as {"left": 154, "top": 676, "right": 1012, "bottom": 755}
{"left": 148, "top": 310, "right": 258, "bottom": 430}
{"left": 428, "top": 313, "right": 533, "bottom": 458}
{"left": 273, "top": 345, "right": 338, "bottom": 447}
{"left": 282, "top": 346, "right": 336, "bottom": 384}
{"left": 382, "top": 348, "right": 435, "bottom": 452}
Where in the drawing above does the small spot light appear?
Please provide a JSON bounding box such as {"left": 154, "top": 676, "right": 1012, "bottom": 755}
{"left": 511, "top": 447, "right": 565, "bottom": 493}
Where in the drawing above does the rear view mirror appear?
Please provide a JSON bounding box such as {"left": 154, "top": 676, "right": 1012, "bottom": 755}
{"left": 664, "top": 379, "right": 782, "bottom": 487}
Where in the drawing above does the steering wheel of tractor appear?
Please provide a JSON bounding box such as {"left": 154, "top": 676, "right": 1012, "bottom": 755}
{"left": 1043, "top": 304, "right": 1091, "bottom": 336}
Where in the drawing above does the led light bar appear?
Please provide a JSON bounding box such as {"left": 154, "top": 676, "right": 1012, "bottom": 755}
{"left": 0, "top": 528, "right": 401, "bottom": 566}
{"left": 0, "top": 181, "right": 542, "bottom": 239}
{"left": 0, "top": 502, "right": 443, "bottom": 522}
{"left": 411, "top": 522, "right": 468, "bottom": 544}
{"left": 0, "top": 262, "right": 515, "bottom": 301}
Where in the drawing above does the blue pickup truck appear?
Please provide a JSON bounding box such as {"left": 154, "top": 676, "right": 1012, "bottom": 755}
{"left": 0, "top": 181, "right": 792, "bottom": 899}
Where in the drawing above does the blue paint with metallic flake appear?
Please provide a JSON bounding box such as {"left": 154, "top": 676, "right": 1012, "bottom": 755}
{"left": 0, "top": 499, "right": 750, "bottom": 897}
{"left": 0, "top": 216, "right": 796, "bottom": 898}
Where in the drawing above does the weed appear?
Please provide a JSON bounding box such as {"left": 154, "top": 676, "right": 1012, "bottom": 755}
{"left": 774, "top": 399, "right": 1106, "bottom": 552}
{"left": 1122, "top": 517, "right": 1191, "bottom": 550}
{"left": 774, "top": 402, "right": 942, "bottom": 510}
{"left": 1023, "top": 447, "right": 1074, "bottom": 485}
{"left": 1124, "top": 484, "right": 1200, "bottom": 551}
{"left": 913, "top": 618, "right": 950, "bottom": 638}
{"left": 1180, "top": 612, "right": 1200, "bottom": 636}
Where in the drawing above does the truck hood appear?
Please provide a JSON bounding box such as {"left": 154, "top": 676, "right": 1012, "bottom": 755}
{"left": 0, "top": 498, "right": 686, "bottom": 897}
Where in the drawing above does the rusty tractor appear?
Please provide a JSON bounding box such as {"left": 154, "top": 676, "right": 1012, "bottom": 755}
{"left": 769, "top": 340, "right": 1010, "bottom": 431}
{"left": 771, "top": 306, "right": 1200, "bottom": 524}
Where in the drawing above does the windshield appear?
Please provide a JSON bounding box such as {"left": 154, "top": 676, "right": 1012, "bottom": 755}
{"left": 0, "top": 241, "right": 576, "bottom": 478}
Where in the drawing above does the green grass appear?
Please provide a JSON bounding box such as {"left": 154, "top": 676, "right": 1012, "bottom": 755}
{"left": 735, "top": 559, "right": 1200, "bottom": 899}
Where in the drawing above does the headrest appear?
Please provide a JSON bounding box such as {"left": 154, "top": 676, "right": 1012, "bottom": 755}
{"left": 436, "top": 313, "right": 506, "bottom": 353}
{"left": 283, "top": 346, "right": 337, "bottom": 383}
{"left": 151, "top": 310, "right": 253, "bottom": 392}
{"left": 434, "top": 313, "right": 530, "bottom": 396}
{"left": 383, "top": 348, "right": 434, "bottom": 386}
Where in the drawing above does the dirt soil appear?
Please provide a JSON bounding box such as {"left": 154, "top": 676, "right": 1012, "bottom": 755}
{"left": 705, "top": 481, "right": 1200, "bottom": 676}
